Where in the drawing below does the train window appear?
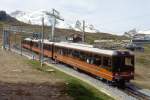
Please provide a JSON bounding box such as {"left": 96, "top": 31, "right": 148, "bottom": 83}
{"left": 61, "top": 48, "right": 68, "bottom": 56}
{"left": 60, "top": 49, "right": 63, "bottom": 55}
{"left": 44, "top": 44, "right": 46, "bottom": 49}
{"left": 22, "top": 40, "right": 25, "bottom": 44}
{"left": 55, "top": 47, "right": 60, "bottom": 53}
{"left": 57, "top": 47, "right": 62, "bottom": 54}
{"left": 125, "top": 57, "right": 133, "bottom": 66}
{"left": 103, "top": 57, "right": 111, "bottom": 67}
{"left": 79, "top": 51, "right": 86, "bottom": 61}
{"left": 87, "top": 57, "right": 95, "bottom": 64}
{"left": 44, "top": 44, "right": 51, "bottom": 50}
{"left": 35, "top": 43, "right": 38, "bottom": 47}
{"left": 72, "top": 50, "right": 80, "bottom": 58}
{"left": 49, "top": 45, "right": 51, "bottom": 50}
{"left": 93, "top": 55, "right": 102, "bottom": 66}
{"left": 68, "top": 49, "right": 73, "bottom": 57}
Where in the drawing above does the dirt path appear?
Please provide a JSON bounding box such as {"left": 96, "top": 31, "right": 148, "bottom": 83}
{"left": 0, "top": 49, "right": 72, "bottom": 100}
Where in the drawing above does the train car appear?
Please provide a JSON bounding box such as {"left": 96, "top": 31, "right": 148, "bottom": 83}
{"left": 22, "top": 38, "right": 54, "bottom": 58}
{"left": 22, "top": 38, "right": 32, "bottom": 50}
{"left": 53, "top": 42, "right": 134, "bottom": 85}
{"left": 22, "top": 38, "right": 134, "bottom": 85}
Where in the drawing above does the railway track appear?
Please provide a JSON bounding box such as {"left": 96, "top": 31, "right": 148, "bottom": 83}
{"left": 8, "top": 46, "right": 150, "bottom": 100}
{"left": 124, "top": 83, "right": 150, "bottom": 100}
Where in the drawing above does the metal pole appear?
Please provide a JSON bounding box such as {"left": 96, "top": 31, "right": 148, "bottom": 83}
{"left": 8, "top": 31, "right": 11, "bottom": 51}
{"left": 83, "top": 20, "right": 85, "bottom": 43}
{"left": 51, "top": 9, "right": 55, "bottom": 42}
{"left": 21, "top": 37, "right": 22, "bottom": 56}
{"left": 46, "top": 9, "right": 64, "bottom": 41}
{"left": 15, "top": 33, "right": 16, "bottom": 46}
{"left": 41, "top": 17, "right": 44, "bottom": 67}
{"left": 2, "top": 29, "right": 5, "bottom": 49}
{"left": 20, "top": 25, "right": 23, "bottom": 56}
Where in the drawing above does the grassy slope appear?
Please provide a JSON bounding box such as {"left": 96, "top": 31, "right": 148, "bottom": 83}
{"left": 132, "top": 45, "right": 150, "bottom": 89}
{"left": 86, "top": 33, "right": 128, "bottom": 44}
{"left": 28, "top": 60, "right": 113, "bottom": 100}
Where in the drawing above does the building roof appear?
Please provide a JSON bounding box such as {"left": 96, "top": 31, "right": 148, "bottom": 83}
{"left": 138, "top": 30, "right": 150, "bottom": 35}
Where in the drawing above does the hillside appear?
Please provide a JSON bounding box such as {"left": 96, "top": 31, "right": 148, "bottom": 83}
{"left": 0, "top": 11, "right": 27, "bottom": 26}
{"left": 132, "top": 44, "right": 150, "bottom": 89}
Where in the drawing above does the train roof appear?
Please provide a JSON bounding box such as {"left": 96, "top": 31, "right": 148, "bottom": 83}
{"left": 24, "top": 38, "right": 133, "bottom": 56}
{"left": 55, "top": 42, "right": 119, "bottom": 56}
{"left": 24, "top": 38, "right": 54, "bottom": 44}
{"left": 24, "top": 38, "right": 32, "bottom": 41}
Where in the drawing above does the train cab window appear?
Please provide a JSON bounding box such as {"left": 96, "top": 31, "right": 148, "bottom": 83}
{"left": 125, "top": 57, "right": 133, "bottom": 66}
{"left": 103, "top": 57, "right": 111, "bottom": 67}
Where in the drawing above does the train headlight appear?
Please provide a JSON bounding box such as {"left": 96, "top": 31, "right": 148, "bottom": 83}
{"left": 130, "top": 72, "right": 134, "bottom": 76}
{"left": 115, "top": 73, "right": 119, "bottom": 76}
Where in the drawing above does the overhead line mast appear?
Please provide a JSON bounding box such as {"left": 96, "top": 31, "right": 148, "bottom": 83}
{"left": 45, "top": 9, "right": 64, "bottom": 42}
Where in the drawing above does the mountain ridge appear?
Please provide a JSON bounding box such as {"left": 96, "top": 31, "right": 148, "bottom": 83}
{"left": 10, "top": 10, "right": 99, "bottom": 33}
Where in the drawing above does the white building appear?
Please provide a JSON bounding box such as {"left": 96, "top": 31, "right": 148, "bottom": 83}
{"left": 134, "top": 30, "right": 150, "bottom": 40}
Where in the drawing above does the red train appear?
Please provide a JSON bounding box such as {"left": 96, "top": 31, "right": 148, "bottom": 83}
{"left": 22, "top": 38, "right": 134, "bottom": 86}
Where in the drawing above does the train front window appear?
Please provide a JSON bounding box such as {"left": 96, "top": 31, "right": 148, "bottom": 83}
{"left": 125, "top": 57, "right": 133, "bottom": 66}
{"left": 112, "top": 56, "right": 134, "bottom": 72}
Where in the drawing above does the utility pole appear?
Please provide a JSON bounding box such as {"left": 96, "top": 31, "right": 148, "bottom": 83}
{"left": 2, "top": 29, "right": 5, "bottom": 49}
{"left": 51, "top": 9, "right": 56, "bottom": 42}
{"left": 41, "top": 17, "right": 44, "bottom": 67}
{"left": 83, "top": 20, "right": 85, "bottom": 43}
{"left": 45, "top": 9, "right": 64, "bottom": 41}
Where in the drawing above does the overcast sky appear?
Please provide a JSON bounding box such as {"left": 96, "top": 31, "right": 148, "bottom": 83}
{"left": 1, "top": 0, "right": 150, "bottom": 35}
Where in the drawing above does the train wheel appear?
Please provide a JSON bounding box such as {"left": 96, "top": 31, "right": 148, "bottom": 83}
{"left": 117, "top": 80, "right": 125, "bottom": 89}
{"left": 73, "top": 67, "right": 78, "bottom": 71}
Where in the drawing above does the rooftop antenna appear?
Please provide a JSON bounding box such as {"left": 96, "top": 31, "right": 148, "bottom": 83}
{"left": 45, "top": 9, "right": 64, "bottom": 41}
